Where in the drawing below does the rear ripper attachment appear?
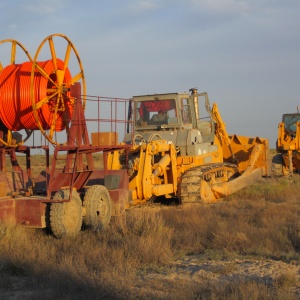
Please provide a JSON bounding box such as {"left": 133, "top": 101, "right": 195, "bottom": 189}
{"left": 180, "top": 163, "right": 240, "bottom": 203}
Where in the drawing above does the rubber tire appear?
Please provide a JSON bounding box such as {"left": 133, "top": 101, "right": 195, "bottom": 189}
{"left": 83, "top": 185, "right": 112, "bottom": 232}
{"left": 50, "top": 189, "right": 82, "bottom": 239}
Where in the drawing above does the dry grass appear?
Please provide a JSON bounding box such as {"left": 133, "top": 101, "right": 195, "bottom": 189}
{"left": 1, "top": 171, "right": 300, "bottom": 298}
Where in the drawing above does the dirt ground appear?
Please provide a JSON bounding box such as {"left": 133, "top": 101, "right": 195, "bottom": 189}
{"left": 1, "top": 256, "right": 300, "bottom": 299}
{"left": 133, "top": 256, "right": 300, "bottom": 298}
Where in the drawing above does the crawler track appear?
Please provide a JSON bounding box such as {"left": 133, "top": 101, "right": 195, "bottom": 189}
{"left": 179, "top": 163, "right": 239, "bottom": 203}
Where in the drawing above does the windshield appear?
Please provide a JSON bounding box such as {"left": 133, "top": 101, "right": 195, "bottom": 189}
{"left": 135, "top": 98, "right": 177, "bottom": 126}
{"left": 283, "top": 114, "right": 300, "bottom": 133}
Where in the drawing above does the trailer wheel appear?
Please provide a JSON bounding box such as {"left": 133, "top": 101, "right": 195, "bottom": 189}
{"left": 50, "top": 189, "right": 82, "bottom": 239}
{"left": 83, "top": 185, "right": 112, "bottom": 232}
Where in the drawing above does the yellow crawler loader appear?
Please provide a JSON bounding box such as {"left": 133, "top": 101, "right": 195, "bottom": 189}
{"left": 106, "top": 88, "right": 269, "bottom": 207}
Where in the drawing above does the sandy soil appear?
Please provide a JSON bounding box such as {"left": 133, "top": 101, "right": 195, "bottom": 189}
{"left": 132, "top": 256, "right": 300, "bottom": 298}
{"left": 3, "top": 256, "right": 299, "bottom": 299}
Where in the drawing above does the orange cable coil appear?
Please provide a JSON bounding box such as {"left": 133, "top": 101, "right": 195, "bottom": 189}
{"left": 0, "top": 59, "right": 73, "bottom": 131}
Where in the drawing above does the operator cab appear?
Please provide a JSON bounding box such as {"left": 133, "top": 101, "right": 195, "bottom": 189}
{"left": 134, "top": 94, "right": 183, "bottom": 129}
{"left": 282, "top": 113, "right": 300, "bottom": 136}
{"left": 129, "top": 89, "right": 215, "bottom": 154}
{"left": 132, "top": 89, "right": 213, "bottom": 134}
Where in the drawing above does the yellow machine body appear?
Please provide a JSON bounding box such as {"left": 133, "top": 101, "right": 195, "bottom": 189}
{"left": 108, "top": 89, "right": 269, "bottom": 207}
{"left": 276, "top": 112, "right": 300, "bottom": 175}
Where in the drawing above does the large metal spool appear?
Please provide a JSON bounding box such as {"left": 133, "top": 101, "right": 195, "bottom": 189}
{"left": 0, "top": 33, "right": 86, "bottom": 146}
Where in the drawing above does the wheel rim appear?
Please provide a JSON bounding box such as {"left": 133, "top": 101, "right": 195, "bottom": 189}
{"left": 83, "top": 185, "right": 111, "bottom": 231}
{"left": 30, "top": 33, "right": 86, "bottom": 145}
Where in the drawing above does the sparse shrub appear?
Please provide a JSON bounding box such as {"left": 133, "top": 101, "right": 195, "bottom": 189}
{"left": 287, "top": 222, "right": 300, "bottom": 252}
{"left": 276, "top": 272, "right": 297, "bottom": 288}
{"left": 104, "top": 209, "right": 174, "bottom": 267}
{"left": 175, "top": 280, "right": 283, "bottom": 300}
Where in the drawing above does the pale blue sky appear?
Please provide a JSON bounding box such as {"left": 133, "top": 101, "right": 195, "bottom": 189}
{"left": 1, "top": 0, "right": 300, "bottom": 146}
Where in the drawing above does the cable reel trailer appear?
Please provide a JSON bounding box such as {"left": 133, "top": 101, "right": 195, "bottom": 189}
{"left": 0, "top": 34, "right": 131, "bottom": 238}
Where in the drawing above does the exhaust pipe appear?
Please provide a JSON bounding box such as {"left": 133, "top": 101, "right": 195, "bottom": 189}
{"left": 189, "top": 88, "right": 199, "bottom": 127}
